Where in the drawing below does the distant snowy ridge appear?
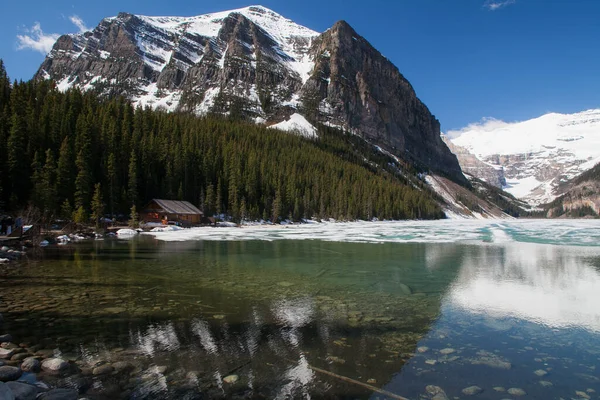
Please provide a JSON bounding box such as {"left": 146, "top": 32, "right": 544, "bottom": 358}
{"left": 445, "top": 109, "right": 600, "bottom": 205}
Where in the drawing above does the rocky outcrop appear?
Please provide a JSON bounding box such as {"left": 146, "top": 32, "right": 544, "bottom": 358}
{"left": 36, "top": 6, "right": 465, "bottom": 183}
{"left": 545, "top": 163, "right": 600, "bottom": 217}
{"left": 442, "top": 136, "right": 505, "bottom": 188}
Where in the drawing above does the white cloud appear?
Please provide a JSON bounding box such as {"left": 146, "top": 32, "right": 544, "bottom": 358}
{"left": 16, "top": 22, "right": 60, "bottom": 54}
{"left": 16, "top": 15, "right": 91, "bottom": 55}
{"left": 484, "top": 0, "right": 517, "bottom": 10}
{"left": 445, "top": 117, "right": 510, "bottom": 139}
{"left": 69, "top": 15, "right": 90, "bottom": 33}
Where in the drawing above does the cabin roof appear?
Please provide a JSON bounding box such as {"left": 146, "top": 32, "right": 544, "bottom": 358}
{"left": 146, "top": 199, "right": 203, "bottom": 215}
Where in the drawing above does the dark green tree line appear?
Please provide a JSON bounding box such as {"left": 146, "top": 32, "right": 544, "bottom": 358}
{"left": 0, "top": 62, "right": 444, "bottom": 222}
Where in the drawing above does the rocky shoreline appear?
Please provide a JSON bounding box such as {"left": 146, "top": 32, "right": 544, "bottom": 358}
{"left": 0, "top": 247, "right": 26, "bottom": 264}
{"left": 0, "top": 311, "right": 212, "bottom": 400}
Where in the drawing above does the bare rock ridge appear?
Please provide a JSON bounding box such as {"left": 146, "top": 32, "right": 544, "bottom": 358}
{"left": 36, "top": 5, "right": 465, "bottom": 183}
{"left": 442, "top": 136, "right": 506, "bottom": 188}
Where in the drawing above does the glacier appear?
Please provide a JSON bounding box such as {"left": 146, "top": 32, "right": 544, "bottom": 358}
{"left": 446, "top": 109, "right": 600, "bottom": 204}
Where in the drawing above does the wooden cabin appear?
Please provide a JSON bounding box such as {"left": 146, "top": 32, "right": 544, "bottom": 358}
{"left": 141, "top": 199, "right": 203, "bottom": 226}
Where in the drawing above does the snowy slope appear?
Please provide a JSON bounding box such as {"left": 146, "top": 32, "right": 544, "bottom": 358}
{"left": 269, "top": 114, "right": 317, "bottom": 138}
{"left": 45, "top": 6, "right": 319, "bottom": 117}
{"left": 446, "top": 109, "right": 600, "bottom": 204}
{"left": 136, "top": 6, "right": 319, "bottom": 83}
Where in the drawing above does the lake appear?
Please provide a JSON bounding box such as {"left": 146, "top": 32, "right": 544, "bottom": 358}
{"left": 1, "top": 220, "right": 599, "bottom": 399}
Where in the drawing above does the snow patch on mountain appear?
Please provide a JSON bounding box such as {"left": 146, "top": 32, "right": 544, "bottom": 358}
{"left": 269, "top": 114, "right": 317, "bottom": 138}
{"left": 136, "top": 6, "right": 318, "bottom": 83}
{"left": 446, "top": 109, "right": 600, "bottom": 205}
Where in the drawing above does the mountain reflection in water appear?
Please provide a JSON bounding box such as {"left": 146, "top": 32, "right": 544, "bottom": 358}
{"left": 0, "top": 236, "right": 599, "bottom": 399}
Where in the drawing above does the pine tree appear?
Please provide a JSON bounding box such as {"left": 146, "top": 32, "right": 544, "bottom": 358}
{"left": 7, "top": 111, "right": 28, "bottom": 206}
{"left": 60, "top": 199, "right": 72, "bottom": 221}
{"left": 205, "top": 184, "right": 215, "bottom": 216}
{"left": 107, "top": 153, "right": 117, "bottom": 218}
{"left": 272, "top": 189, "right": 282, "bottom": 223}
{"left": 128, "top": 205, "right": 139, "bottom": 228}
{"left": 128, "top": 150, "right": 138, "bottom": 207}
{"left": 74, "top": 115, "right": 92, "bottom": 210}
{"left": 91, "top": 183, "right": 104, "bottom": 229}
{"left": 72, "top": 206, "right": 88, "bottom": 224}
{"left": 57, "top": 136, "right": 74, "bottom": 204}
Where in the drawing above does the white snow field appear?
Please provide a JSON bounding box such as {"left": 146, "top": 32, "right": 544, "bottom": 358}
{"left": 446, "top": 109, "right": 600, "bottom": 204}
{"left": 269, "top": 114, "right": 318, "bottom": 138}
{"left": 142, "top": 219, "right": 600, "bottom": 247}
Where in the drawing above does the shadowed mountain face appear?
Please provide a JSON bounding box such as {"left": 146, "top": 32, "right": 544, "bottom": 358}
{"left": 36, "top": 6, "right": 465, "bottom": 183}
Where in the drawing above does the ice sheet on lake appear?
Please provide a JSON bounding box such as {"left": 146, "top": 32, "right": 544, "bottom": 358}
{"left": 143, "top": 219, "right": 600, "bottom": 247}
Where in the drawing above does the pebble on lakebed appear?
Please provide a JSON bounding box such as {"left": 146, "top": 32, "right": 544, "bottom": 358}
{"left": 462, "top": 386, "right": 483, "bottom": 395}
{"left": 223, "top": 374, "right": 239, "bottom": 384}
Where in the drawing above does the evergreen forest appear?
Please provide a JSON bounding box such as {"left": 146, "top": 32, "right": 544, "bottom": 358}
{"left": 0, "top": 60, "right": 445, "bottom": 224}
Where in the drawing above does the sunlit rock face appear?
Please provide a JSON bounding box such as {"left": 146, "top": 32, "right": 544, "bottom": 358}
{"left": 36, "top": 6, "right": 465, "bottom": 183}
{"left": 447, "top": 243, "right": 600, "bottom": 333}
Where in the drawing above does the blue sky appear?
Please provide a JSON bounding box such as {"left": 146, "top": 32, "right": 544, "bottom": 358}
{"left": 1, "top": 0, "right": 599, "bottom": 130}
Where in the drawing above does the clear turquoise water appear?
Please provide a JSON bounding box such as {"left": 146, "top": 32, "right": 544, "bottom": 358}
{"left": 1, "top": 229, "right": 599, "bottom": 399}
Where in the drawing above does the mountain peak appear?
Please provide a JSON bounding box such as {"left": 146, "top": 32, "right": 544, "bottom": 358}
{"left": 37, "top": 6, "right": 466, "bottom": 184}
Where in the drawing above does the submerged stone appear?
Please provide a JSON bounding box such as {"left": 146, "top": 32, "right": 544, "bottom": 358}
{"left": 439, "top": 348, "right": 456, "bottom": 355}
{"left": 223, "top": 374, "right": 239, "bottom": 384}
{"left": 20, "top": 358, "right": 40, "bottom": 373}
{"left": 0, "top": 366, "right": 21, "bottom": 382}
{"left": 425, "top": 385, "right": 449, "bottom": 400}
{"left": 38, "top": 388, "right": 78, "bottom": 400}
{"left": 0, "top": 382, "right": 15, "bottom": 400}
{"left": 5, "top": 381, "right": 38, "bottom": 400}
{"left": 0, "top": 349, "right": 14, "bottom": 360}
{"left": 41, "top": 358, "right": 68, "bottom": 374}
{"left": 462, "top": 386, "right": 483, "bottom": 395}
{"left": 507, "top": 388, "right": 526, "bottom": 396}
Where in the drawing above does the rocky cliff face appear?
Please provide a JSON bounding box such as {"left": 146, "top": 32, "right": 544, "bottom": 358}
{"left": 36, "top": 5, "right": 465, "bottom": 183}
{"left": 545, "top": 162, "right": 600, "bottom": 217}
{"left": 442, "top": 136, "right": 505, "bottom": 188}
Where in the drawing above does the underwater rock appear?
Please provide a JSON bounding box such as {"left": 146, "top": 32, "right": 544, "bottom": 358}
{"left": 575, "top": 391, "right": 591, "bottom": 399}
{"left": 20, "top": 358, "right": 40, "bottom": 373}
{"left": 439, "top": 348, "right": 455, "bottom": 355}
{"left": 0, "top": 382, "right": 15, "bottom": 400}
{"left": 5, "top": 381, "right": 38, "bottom": 400}
{"left": 223, "top": 374, "right": 239, "bottom": 384}
{"left": 41, "top": 358, "right": 68, "bottom": 374}
{"left": 507, "top": 388, "right": 526, "bottom": 396}
{"left": 0, "top": 349, "right": 14, "bottom": 360}
{"left": 0, "top": 366, "right": 22, "bottom": 382}
{"left": 0, "top": 334, "right": 12, "bottom": 343}
{"left": 470, "top": 351, "right": 511, "bottom": 370}
{"left": 425, "top": 385, "right": 449, "bottom": 400}
{"left": 92, "top": 364, "right": 114, "bottom": 375}
{"left": 462, "top": 386, "right": 483, "bottom": 395}
{"left": 37, "top": 388, "right": 78, "bottom": 400}
{"left": 398, "top": 283, "right": 413, "bottom": 295}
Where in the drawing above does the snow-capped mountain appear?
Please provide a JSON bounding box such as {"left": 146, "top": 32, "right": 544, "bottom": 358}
{"left": 36, "top": 5, "right": 465, "bottom": 184}
{"left": 445, "top": 109, "right": 600, "bottom": 205}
